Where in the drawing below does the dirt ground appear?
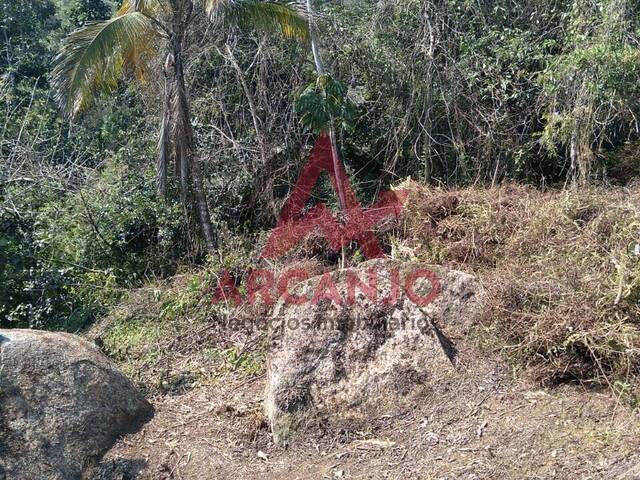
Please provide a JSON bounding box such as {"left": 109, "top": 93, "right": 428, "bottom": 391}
{"left": 93, "top": 345, "right": 640, "bottom": 480}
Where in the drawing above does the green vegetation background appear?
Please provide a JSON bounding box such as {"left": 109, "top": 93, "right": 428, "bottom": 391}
{"left": 2, "top": 0, "right": 640, "bottom": 332}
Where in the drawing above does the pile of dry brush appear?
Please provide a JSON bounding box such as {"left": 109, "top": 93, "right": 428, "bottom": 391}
{"left": 398, "top": 181, "right": 640, "bottom": 401}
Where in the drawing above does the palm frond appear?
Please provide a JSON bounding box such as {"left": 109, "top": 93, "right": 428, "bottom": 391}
{"left": 205, "top": 0, "right": 309, "bottom": 41}
{"left": 117, "top": 0, "right": 170, "bottom": 17}
{"left": 52, "top": 12, "right": 161, "bottom": 116}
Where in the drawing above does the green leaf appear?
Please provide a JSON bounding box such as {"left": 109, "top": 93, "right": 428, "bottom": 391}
{"left": 52, "top": 12, "right": 160, "bottom": 116}
{"left": 205, "top": 0, "right": 309, "bottom": 41}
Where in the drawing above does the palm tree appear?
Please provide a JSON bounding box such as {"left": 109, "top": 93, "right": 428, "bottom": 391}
{"left": 52, "top": 0, "right": 308, "bottom": 252}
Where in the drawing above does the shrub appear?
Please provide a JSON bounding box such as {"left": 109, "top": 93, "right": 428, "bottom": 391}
{"left": 0, "top": 160, "right": 184, "bottom": 331}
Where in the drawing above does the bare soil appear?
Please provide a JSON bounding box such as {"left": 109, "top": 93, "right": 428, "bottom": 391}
{"left": 93, "top": 344, "right": 640, "bottom": 480}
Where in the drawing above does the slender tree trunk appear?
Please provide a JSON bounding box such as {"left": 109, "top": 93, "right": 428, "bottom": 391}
{"left": 420, "top": 1, "right": 436, "bottom": 184}
{"left": 569, "top": 128, "right": 578, "bottom": 187}
{"left": 173, "top": 34, "right": 217, "bottom": 252}
{"left": 156, "top": 61, "right": 171, "bottom": 198}
{"left": 306, "top": 0, "right": 347, "bottom": 268}
{"left": 570, "top": 82, "right": 594, "bottom": 189}
{"left": 306, "top": 0, "right": 346, "bottom": 212}
{"left": 178, "top": 142, "right": 190, "bottom": 214}
{"left": 191, "top": 162, "right": 216, "bottom": 250}
{"left": 224, "top": 43, "right": 278, "bottom": 219}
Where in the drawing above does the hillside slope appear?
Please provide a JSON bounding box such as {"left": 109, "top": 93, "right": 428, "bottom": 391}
{"left": 89, "top": 185, "right": 640, "bottom": 479}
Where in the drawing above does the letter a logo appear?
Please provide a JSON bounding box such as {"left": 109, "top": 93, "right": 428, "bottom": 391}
{"left": 262, "top": 134, "right": 408, "bottom": 260}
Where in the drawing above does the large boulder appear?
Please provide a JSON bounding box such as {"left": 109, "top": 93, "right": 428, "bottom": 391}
{"left": 264, "top": 259, "right": 483, "bottom": 444}
{"left": 0, "top": 329, "right": 154, "bottom": 480}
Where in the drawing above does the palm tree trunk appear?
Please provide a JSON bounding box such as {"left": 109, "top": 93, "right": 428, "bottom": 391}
{"left": 192, "top": 161, "right": 217, "bottom": 251}
{"left": 157, "top": 66, "right": 171, "bottom": 198}
{"left": 173, "top": 36, "right": 217, "bottom": 252}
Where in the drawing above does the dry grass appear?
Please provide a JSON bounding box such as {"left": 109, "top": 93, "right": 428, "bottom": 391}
{"left": 396, "top": 181, "right": 640, "bottom": 399}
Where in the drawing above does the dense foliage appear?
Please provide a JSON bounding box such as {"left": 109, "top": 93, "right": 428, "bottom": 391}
{"left": 2, "top": 0, "right": 640, "bottom": 330}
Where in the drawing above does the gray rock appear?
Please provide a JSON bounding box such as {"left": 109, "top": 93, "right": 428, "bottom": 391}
{"left": 0, "top": 329, "right": 153, "bottom": 480}
{"left": 264, "top": 259, "right": 483, "bottom": 444}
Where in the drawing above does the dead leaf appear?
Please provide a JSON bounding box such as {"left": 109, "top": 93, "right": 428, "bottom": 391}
{"left": 354, "top": 439, "right": 397, "bottom": 450}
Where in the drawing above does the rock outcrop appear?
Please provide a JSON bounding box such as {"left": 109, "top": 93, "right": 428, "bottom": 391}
{"left": 264, "top": 259, "right": 483, "bottom": 444}
{"left": 0, "top": 329, "right": 154, "bottom": 480}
